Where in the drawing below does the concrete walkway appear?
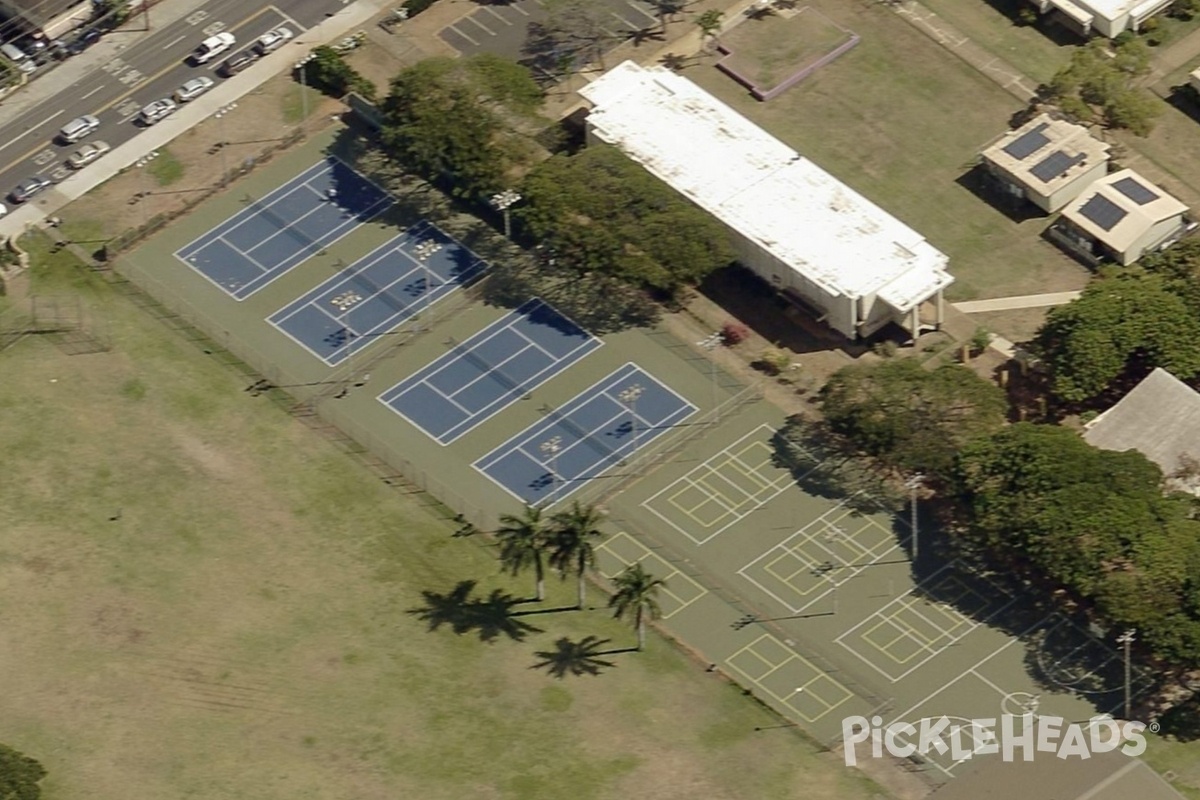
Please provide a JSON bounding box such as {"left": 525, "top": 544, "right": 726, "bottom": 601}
{"left": 954, "top": 291, "right": 1081, "bottom": 313}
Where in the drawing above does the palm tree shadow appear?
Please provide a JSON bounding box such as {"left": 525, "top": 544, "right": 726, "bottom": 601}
{"left": 531, "top": 635, "right": 618, "bottom": 678}
{"left": 409, "top": 580, "right": 544, "bottom": 643}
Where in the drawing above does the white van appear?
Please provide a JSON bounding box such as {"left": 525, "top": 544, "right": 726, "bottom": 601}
{"left": 190, "top": 33, "right": 235, "bottom": 65}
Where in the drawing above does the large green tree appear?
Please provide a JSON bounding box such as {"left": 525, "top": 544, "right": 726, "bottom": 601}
{"left": 953, "top": 423, "right": 1200, "bottom": 664}
{"left": 379, "top": 56, "right": 543, "bottom": 198}
{"left": 1032, "top": 271, "right": 1200, "bottom": 405}
{"left": 0, "top": 745, "right": 46, "bottom": 800}
{"left": 1045, "top": 38, "right": 1159, "bottom": 135}
{"left": 518, "top": 145, "right": 733, "bottom": 292}
{"left": 817, "top": 359, "right": 1006, "bottom": 480}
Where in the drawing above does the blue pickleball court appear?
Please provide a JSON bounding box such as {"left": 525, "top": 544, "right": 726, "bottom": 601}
{"left": 378, "top": 298, "right": 602, "bottom": 444}
{"left": 268, "top": 221, "right": 487, "bottom": 366}
{"left": 473, "top": 363, "right": 697, "bottom": 505}
{"left": 176, "top": 158, "right": 393, "bottom": 300}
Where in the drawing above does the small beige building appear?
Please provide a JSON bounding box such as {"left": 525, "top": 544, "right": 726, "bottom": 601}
{"left": 981, "top": 114, "right": 1110, "bottom": 213}
{"left": 1050, "top": 169, "right": 1190, "bottom": 265}
{"left": 1028, "top": 0, "right": 1174, "bottom": 38}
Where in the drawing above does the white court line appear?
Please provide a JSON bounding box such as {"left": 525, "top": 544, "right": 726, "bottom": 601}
{"left": 643, "top": 424, "right": 793, "bottom": 545}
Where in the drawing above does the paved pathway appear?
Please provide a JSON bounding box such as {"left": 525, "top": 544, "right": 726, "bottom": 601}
{"left": 954, "top": 291, "right": 1081, "bottom": 313}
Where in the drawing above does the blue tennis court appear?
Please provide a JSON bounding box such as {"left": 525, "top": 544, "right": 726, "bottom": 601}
{"left": 176, "top": 158, "right": 393, "bottom": 300}
{"left": 473, "top": 363, "right": 697, "bottom": 505}
{"left": 378, "top": 298, "right": 601, "bottom": 444}
{"left": 268, "top": 221, "right": 488, "bottom": 366}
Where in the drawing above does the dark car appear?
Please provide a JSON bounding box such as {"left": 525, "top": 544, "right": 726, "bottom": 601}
{"left": 66, "top": 28, "right": 101, "bottom": 55}
{"left": 219, "top": 50, "right": 256, "bottom": 77}
{"left": 9, "top": 176, "right": 52, "bottom": 204}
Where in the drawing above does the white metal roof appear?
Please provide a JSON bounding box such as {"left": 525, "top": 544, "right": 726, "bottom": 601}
{"left": 1064, "top": 0, "right": 1150, "bottom": 19}
{"left": 578, "top": 61, "right": 952, "bottom": 311}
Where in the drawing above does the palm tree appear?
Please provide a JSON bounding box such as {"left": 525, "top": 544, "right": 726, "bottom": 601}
{"left": 608, "top": 563, "right": 665, "bottom": 651}
{"left": 496, "top": 504, "right": 551, "bottom": 601}
{"left": 550, "top": 501, "right": 605, "bottom": 609}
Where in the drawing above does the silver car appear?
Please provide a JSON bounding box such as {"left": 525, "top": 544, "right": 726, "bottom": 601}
{"left": 67, "top": 140, "right": 110, "bottom": 169}
{"left": 174, "top": 76, "right": 214, "bottom": 103}
{"left": 138, "top": 98, "right": 177, "bottom": 126}
{"left": 59, "top": 114, "right": 100, "bottom": 144}
{"left": 255, "top": 27, "right": 293, "bottom": 55}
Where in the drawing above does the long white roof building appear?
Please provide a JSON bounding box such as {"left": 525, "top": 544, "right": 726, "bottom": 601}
{"left": 578, "top": 61, "right": 952, "bottom": 340}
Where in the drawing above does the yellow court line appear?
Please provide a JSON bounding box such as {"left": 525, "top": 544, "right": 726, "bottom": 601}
{"left": 687, "top": 497, "right": 735, "bottom": 529}
{"left": 726, "top": 635, "right": 854, "bottom": 723}
{"left": 697, "top": 466, "right": 756, "bottom": 507}
{"left": 0, "top": 7, "right": 279, "bottom": 178}
{"left": 724, "top": 452, "right": 778, "bottom": 489}
{"left": 681, "top": 474, "right": 740, "bottom": 512}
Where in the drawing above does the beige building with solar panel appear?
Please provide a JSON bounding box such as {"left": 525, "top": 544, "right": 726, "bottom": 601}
{"left": 1027, "top": 0, "right": 1174, "bottom": 37}
{"left": 1049, "top": 169, "right": 1191, "bottom": 265}
{"left": 981, "top": 114, "right": 1110, "bottom": 214}
{"left": 578, "top": 61, "right": 954, "bottom": 341}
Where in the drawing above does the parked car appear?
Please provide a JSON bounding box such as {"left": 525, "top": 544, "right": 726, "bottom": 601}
{"left": 254, "top": 27, "right": 293, "bottom": 55}
{"left": 138, "top": 98, "right": 177, "bottom": 126}
{"left": 219, "top": 50, "right": 256, "bottom": 77}
{"left": 67, "top": 140, "right": 110, "bottom": 169}
{"left": 190, "top": 32, "right": 235, "bottom": 65}
{"left": 174, "top": 76, "right": 214, "bottom": 103}
{"left": 58, "top": 114, "right": 100, "bottom": 144}
{"left": 9, "top": 176, "right": 52, "bottom": 204}
{"left": 0, "top": 42, "right": 36, "bottom": 74}
{"left": 66, "top": 28, "right": 101, "bottom": 55}
{"left": 0, "top": 204, "right": 8, "bottom": 218}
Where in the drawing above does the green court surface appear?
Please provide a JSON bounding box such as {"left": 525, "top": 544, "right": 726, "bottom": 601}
{"left": 119, "top": 125, "right": 1155, "bottom": 781}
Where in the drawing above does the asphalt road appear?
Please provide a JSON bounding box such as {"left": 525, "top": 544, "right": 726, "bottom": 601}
{"left": 0, "top": 0, "right": 342, "bottom": 206}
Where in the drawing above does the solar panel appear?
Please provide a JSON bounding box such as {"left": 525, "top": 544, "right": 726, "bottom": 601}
{"left": 1030, "top": 150, "right": 1084, "bottom": 183}
{"left": 1112, "top": 176, "right": 1159, "bottom": 205}
{"left": 1002, "top": 122, "right": 1051, "bottom": 160}
{"left": 1079, "top": 195, "right": 1127, "bottom": 232}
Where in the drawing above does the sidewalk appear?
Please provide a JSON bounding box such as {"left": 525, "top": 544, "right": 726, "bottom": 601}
{"left": 954, "top": 291, "right": 1081, "bottom": 313}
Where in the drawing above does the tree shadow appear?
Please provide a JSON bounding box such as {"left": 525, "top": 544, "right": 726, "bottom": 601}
{"left": 409, "top": 580, "right": 544, "bottom": 643}
{"left": 531, "top": 635, "right": 619, "bottom": 678}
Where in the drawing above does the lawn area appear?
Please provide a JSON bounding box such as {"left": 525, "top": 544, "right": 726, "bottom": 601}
{"left": 0, "top": 233, "right": 886, "bottom": 800}
{"left": 1141, "top": 735, "right": 1200, "bottom": 799}
{"left": 917, "top": 0, "right": 1073, "bottom": 84}
{"left": 686, "top": 0, "right": 1089, "bottom": 301}
{"left": 718, "top": 8, "right": 852, "bottom": 94}
{"left": 1114, "top": 94, "right": 1200, "bottom": 212}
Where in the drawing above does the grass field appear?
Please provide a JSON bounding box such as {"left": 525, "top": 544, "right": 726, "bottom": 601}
{"left": 687, "top": 0, "right": 1090, "bottom": 301}
{"left": 915, "top": 0, "right": 1072, "bottom": 84}
{"left": 0, "top": 234, "right": 886, "bottom": 800}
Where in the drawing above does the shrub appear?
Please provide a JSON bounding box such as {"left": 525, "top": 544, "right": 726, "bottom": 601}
{"left": 306, "top": 45, "right": 376, "bottom": 101}
{"left": 755, "top": 348, "right": 791, "bottom": 375}
{"left": 720, "top": 321, "right": 749, "bottom": 345}
{"left": 402, "top": 0, "right": 439, "bottom": 15}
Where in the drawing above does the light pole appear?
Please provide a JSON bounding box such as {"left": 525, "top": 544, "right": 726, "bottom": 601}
{"left": 540, "top": 435, "right": 562, "bottom": 506}
{"left": 905, "top": 473, "right": 925, "bottom": 563}
{"left": 490, "top": 189, "right": 521, "bottom": 239}
{"left": 698, "top": 330, "right": 722, "bottom": 421}
{"left": 412, "top": 235, "right": 442, "bottom": 332}
{"left": 295, "top": 54, "right": 316, "bottom": 129}
{"left": 1117, "top": 629, "right": 1136, "bottom": 720}
{"left": 618, "top": 383, "right": 645, "bottom": 458}
{"left": 134, "top": 151, "right": 160, "bottom": 226}
{"left": 214, "top": 102, "right": 237, "bottom": 186}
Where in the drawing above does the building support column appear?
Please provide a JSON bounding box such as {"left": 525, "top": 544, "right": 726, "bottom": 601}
{"left": 936, "top": 289, "right": 945, "bottom": 329}
{"left": 910, "top": 306, "right": 920, "bottom": 343}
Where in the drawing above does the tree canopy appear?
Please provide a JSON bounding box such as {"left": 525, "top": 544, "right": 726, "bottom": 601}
{"left": 1045, "top": 39, "right": 1160, "bottom": 135}
{"left": 1032, "top": 270, "right": 1200, "bottom": 405}
{"left": 517, "top": 145, "right": 733, "bottom": 291}
{"left": 0, "top": 744, "right": 46, "bottom": 800}
{"left": 953, "top": 423, "right": 1200, "bottom": 664}
{"left": 379, "top": 56, "right": 543, "bottom": 198}
{"left": 816, "top": 359, "right": 1007, "bottom": 480}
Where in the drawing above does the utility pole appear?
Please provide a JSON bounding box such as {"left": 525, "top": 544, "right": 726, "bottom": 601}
{"left": 905, "top": 474, "right": 925, "bottom": 563}
{"left": 1117, "top": 629, "right": 1136, "bottom": 720}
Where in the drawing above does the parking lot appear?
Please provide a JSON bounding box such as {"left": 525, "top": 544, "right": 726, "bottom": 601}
{"left": 438, "top": 0, "right": 658, "bottom": 62}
